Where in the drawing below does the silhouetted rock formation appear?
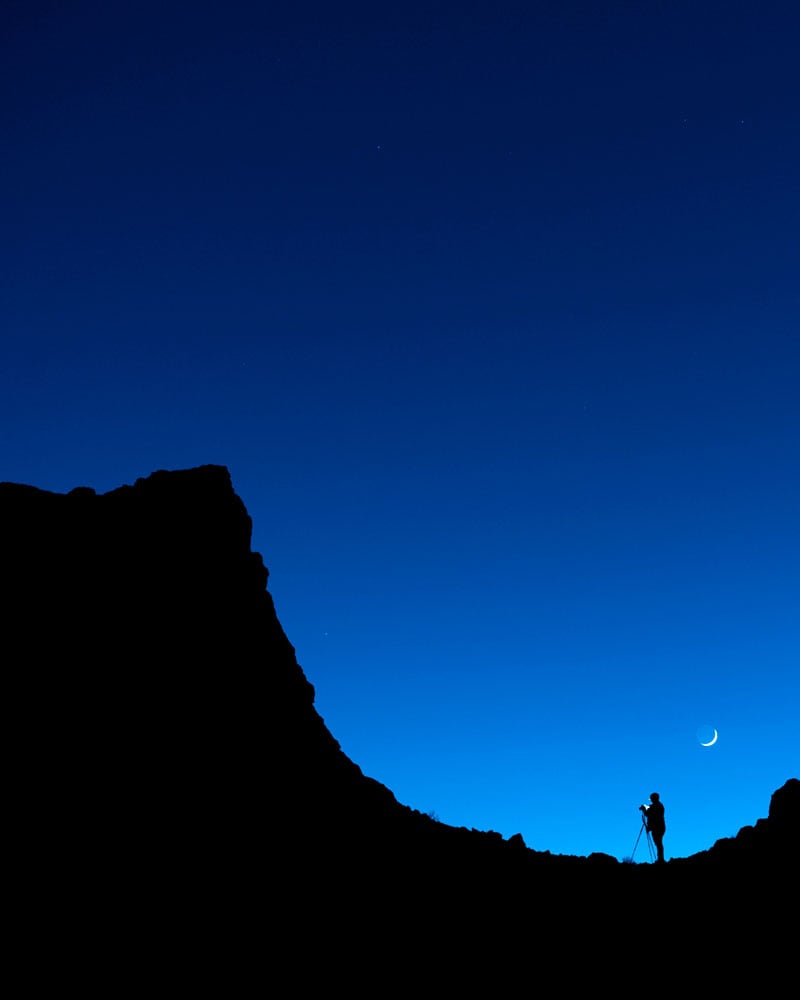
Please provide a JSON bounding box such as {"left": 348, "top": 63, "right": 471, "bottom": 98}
{"left": 3, "top": 466, "right": 796, "bottom": 986}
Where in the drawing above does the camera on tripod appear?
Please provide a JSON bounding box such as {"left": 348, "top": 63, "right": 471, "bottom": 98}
{"left": 631, "top": 804, "right": 655, "bottom": 861}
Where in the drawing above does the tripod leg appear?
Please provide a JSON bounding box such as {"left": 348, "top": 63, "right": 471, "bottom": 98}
{"left": 631, "top": 820, "right": 646, "bottom": 860}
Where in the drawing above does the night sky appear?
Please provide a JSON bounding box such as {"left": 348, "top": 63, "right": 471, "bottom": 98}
{"left": 3, "top": 1, "right": 798, "bottom": 860}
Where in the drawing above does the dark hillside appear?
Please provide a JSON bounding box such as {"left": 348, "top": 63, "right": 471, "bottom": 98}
{"left": 2, "top": 466, "right": 796, "bottom": 987}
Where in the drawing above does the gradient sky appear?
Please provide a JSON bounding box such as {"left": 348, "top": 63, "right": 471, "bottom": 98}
{"left": 3, "top": 1, "right": 798, "bottom": 861}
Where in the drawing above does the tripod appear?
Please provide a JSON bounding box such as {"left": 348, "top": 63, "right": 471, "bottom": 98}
{"left": 631, "top": 817, "right": 655, "bottom": 863}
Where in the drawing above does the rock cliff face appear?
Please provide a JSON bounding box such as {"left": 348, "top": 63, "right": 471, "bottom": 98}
{"left": 2, "top": 466, "right": 796, "bottom": 986}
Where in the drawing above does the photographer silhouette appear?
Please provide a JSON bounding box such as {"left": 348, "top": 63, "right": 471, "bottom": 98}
{"left": 639, "top": 792, "right": 666, "bottom": 863}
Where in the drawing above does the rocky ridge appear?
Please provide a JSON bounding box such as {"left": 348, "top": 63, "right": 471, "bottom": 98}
{"left": 3, "top": 465, "right": 796, "bottom": 985}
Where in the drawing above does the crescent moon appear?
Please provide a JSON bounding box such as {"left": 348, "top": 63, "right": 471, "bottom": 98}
{"left": 700, "top": 728, "right": 718, "bottom": 747}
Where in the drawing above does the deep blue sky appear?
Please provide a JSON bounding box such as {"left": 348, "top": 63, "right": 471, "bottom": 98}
{"left": 3, "top": 1, "right": 798, "bottom": 860}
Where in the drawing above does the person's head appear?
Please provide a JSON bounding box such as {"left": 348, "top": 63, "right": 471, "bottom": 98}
{"left": 650, "top": 792, "right": 660, "bottom": 802}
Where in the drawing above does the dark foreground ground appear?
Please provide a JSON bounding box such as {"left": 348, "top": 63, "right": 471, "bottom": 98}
{"left": 3, "top": 466, "right": 796, "bottom": 988}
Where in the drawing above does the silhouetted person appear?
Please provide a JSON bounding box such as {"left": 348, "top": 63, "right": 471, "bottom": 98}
{"left": 639, "top": 792, "right": 666, "bottom": 863}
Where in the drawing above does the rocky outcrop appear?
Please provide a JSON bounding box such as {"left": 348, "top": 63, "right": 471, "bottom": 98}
{"left": 3, "top": 466, "right": 796, "bottom": 986}
{"left": 681, "top": 776, "right": 799, "bottom": 867}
